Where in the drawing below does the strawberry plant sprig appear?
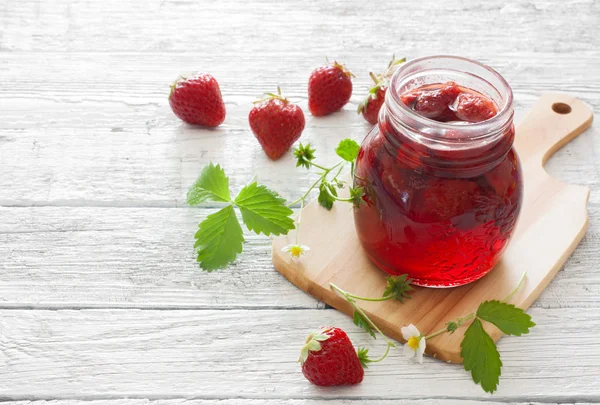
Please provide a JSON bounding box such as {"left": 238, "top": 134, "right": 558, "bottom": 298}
{"left": 330, "top": 272, "right": 535, "bottom": 394}
{"left": 289, "top": 139, "right": 364, "bottom": 211}
{"left": 187, "top": 139, "right": 363, "bottom": 270}
{"left": 187, "top": 163, "right": 295, "bottom": 271}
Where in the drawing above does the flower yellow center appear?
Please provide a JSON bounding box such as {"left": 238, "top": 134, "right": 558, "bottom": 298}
{"left": 290, "top": 246, "right": 303, "bottom": 257}
{"left": 407, "top": 336, "right": 420, "bottom": 350}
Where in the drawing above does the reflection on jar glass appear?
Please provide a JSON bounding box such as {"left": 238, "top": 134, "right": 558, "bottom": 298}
{"left": 353, "top": 56, "right": 523, "bottom": 287}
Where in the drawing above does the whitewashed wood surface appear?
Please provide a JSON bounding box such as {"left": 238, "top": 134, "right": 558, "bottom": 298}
{"left": 1, "top": 0, "right": 599, "bottom": 403}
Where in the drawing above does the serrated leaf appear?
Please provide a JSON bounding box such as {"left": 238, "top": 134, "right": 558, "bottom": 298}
{"left": 317, "top": 182, "right": 337, "bottom": 210}
{"left": 353, "top": 310, "right": 376, "bottom": 339}
{"left": 234, "top": 182, "right": 295, "bottom": 236}
{"left": 187, "top": 163, "right": 232, "bottom": 205}
{"left": 461, "top": 318, "right": 502, "bottom": 393}
{"left": 477, "top": 300, "right": 536, "bottom": 336}
{"left": 335, "top": 139, "right": 361, "bottom": 162}
{"left": 194, "top": 205, "right": 244, "bottom": 271}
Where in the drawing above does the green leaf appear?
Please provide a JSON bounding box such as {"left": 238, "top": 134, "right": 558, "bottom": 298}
{"left": 461, "top": 318, "right": 502, "bottom": 393}
{"left": 234, "top": 182, "right": 295, "bottom": 236}
{"left": 187, "top": 163, "right": 232, "bottom": 205}
{"left": 477, "top": 300, "right": 536, "bottom": 336}
{"left": 194, "top": 205, "right": 244, "bottom": 271}
{"left": 335, "top": 139, "right": 361, "bottom": 162}
{"left": 353, "top": 310, "right": 376, "bottom": 339}
{"left": 383, "top": 274, "right": 413, "bottom": 303}
{"left": 317, "top": 182, "right": 337, "bottom": 210}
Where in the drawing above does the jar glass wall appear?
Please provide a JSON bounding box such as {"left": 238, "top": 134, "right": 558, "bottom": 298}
{"left": 353, "top": 56, "right": 523, "bottom": 287}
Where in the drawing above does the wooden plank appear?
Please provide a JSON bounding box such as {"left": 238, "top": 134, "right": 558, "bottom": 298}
{"left": 0, "top": 205, "right": 598, "bottom": 309}
{"left": 1, "top": 0, "right": 599, "bottom": 54}
{"left": 0, "top": 308, "right": 599, "bottom": 400}
{"left": 0, "top": 52, "right": 599, "bottom": 207}
{"left": 0, "top": 401, "right": 595, "bottom": 405}
{"left": 1, "top": 0, "right": 598, "bottom": 401}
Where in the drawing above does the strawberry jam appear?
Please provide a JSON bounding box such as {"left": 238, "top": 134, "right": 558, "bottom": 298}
{"left": 353, "top": 56, "right": 522, "bottom": 287}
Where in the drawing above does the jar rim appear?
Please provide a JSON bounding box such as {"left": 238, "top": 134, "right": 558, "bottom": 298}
{"left": 387, "top": 55, "right": 514, "bottom": 141}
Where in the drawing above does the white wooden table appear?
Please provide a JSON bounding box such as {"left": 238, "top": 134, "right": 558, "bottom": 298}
{"left": 1, "top": 0, "right": 599, "bottom": 403}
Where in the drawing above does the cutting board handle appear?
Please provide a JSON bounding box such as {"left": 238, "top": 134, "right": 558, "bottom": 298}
{"left": 515, "top": 93, "right": 593, "bottom": 168}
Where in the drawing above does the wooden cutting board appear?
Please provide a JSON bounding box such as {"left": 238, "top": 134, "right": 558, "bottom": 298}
{"left": 272, "top": 94, "right": 593, "bottom": 363}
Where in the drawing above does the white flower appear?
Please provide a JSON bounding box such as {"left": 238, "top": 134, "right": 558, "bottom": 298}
{"left": 282, "top": 244, "right": 310, "bottom": 261}
{"left": 401, "top": 323, "right": 426, "bottom": 363}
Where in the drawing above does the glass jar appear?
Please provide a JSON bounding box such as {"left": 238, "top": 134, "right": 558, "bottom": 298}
{"left": 353, "top": 56, "right": 522, "bottom": 287}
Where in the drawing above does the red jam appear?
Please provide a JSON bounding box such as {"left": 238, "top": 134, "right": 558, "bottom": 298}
{"left": 353, "top": 57, "right": 522, "bottom": 287}
{"left": 400, "top": 82, "right": 498, "bottom": 123}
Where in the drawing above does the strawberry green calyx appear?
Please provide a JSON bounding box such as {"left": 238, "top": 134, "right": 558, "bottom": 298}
{"left": 357, "top": 78, "right": 384, "bottom": 115}
{"left": 357, "top": 347, "right": 371, "bottom": 368}
{"left": 293, "top": 142, "right": 317, "bottom": 169}
{"left": 356, "top": 343, "right": 393, "bottom": 369}
{"left": 254, "top": 86, "right": 288, "bottom": 104}
{"left": 385, "top": 55, "right": 407, "bottom": 76}
{"left": 349, "top": 186, "right": 366, "bottom": 209}
{"left": 299, "top": 329, "right": 330, "bottom": 364}
{"left": 332, "top": 60, "right": 356, "bottom": 78}
{"left": 357, "top": 56, "right": 406, "bottom": 115}
{"left": 169, "top": 81, "right": 177, "bottom": 100}
{"left": 169, "top": 74, "right": 190, "bottom": 100}
{"left": 383, "top": 274, "right": 413, "bottom": 303}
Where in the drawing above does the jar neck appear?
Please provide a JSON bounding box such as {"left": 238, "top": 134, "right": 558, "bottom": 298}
{"left": 379, "top": 56, "right": 515, "bottom": 178}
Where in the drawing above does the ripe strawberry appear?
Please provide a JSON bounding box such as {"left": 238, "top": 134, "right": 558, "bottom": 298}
{"left": 358, "top": 56, "right": 406, "bottom": 125}
{"left": 413, "top": 82, "right": 461, "bottom": 119}
{"left": 169, "top": 73, "right": 226, "bottom": 127}
{"left": 454, "top": 93, "right": 498, "bottom": 122}
{"left": 308, "top": 61, "right": 354, "bottom": 116}
{"left": 299, "top": 327, "right": 364, "bottom": 386}
{"left": 358, "top": 85, "right": 386, "bottom": 125}
{"left": 249, "top": 87, "right": 305, "bottom": 160}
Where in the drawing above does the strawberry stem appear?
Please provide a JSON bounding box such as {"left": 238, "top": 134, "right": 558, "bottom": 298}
{"left": 286, "top": 161, "right": 345, "bottom": 207}
{"left": 424, "top": 271, "right": 527, "bottom": 341}
{"left": 332, "top": 61, "right": 356, "bottom": 78}
{"left": 369, "top": 72, "right": 379, "bottom": 84}
{"left": 330, "top": 283, "right": 396, "bottom": 348}
{"left": 323, "top": 186, "right": 354, "bottom": 203}
{"left": 367, "top": 342, "right": 393, "bottom": 363}
{"left": 253, "top": 87, "right": 288, "bottom": 104}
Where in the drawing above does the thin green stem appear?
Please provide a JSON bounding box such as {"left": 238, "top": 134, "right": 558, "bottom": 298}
{"left": 324, "top": 186, "right": 354, "bottom": 202}
{"left": 331, "top": 164, "right": 345, "bottom": 183}
{"left": 425, "top": 312, "right": 475, "bottom": 341}
{"left": 286, "top": 161, "right": 345, "bottom": 207}
{"left": 346, "top": 293, "right": 394, "bottom": 302}
{"left": 325, "top": 160, "right": 345, "bottom": 173}
{"left": 330, "top": 283, "right": 396, "bottom": 348}
{"left": 502, "top": 271, "right": 527, "bottom": 303}
{"left": 424, "top": 328, "right": 446, "bottom": 341}
{"left": 368, "top": 342, "right": 393, "bottom": 363}
{"left": 424, "top": 272, "right": 528, "bottom": 341}
{"left": 286, "top": 176, "right": 322, "bottom": 207}
{"left": 295, "top": 198, "right": 304, "bottom": 245}
{"left": 307, "top": 161, "right": 330, "bottom": 171}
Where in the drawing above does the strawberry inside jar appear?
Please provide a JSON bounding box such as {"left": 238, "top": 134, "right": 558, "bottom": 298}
{"left": 353, "top": 56, "right": 522, "bottom": 287}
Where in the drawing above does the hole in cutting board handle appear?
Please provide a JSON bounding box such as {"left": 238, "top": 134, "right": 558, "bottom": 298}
{"left": 552, "top": 102, "right": 572, "bottom": 114}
